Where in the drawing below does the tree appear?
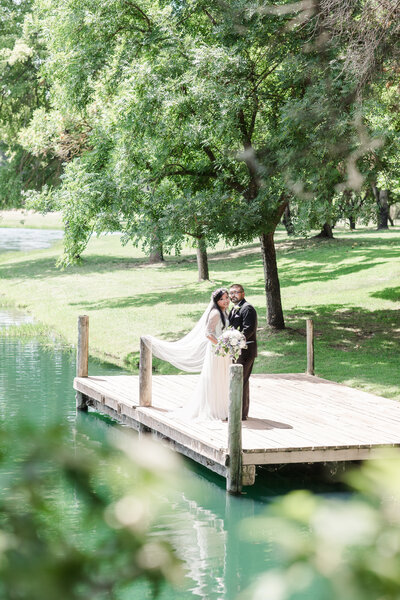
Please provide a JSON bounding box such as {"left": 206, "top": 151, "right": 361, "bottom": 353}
{"left": 0, "top": 0, "right": 62, "bottom": 207}
{"left": 363, "top": 84, "right": 400, "bottom": 230}
{"left": 260, "top": 0, "right": 400, "bottom": 227}
{"left": 313, "top": 0, "right": 400, "bottom": 233}
{"left": 281, "top": 204, "right": 295, "bottom": 236}
{"left": 317, "top": 0, "right": 400, "bottom": 90}
{"left": 24, "top": 0, "right": 400, "bottom": 328}
{"left": 153, "top": 187, "right": 229, "bottom": 281}
{"left": 372, "top": 185, "right": 390, "bottom": 229}
{"left": 26, "top": 0, "right": 309, "bottom": 327}
{"left": 335, "top": 190, "right": 374, "bottom": 230}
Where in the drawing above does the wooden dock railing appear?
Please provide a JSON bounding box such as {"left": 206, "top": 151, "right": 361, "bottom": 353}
{"left": 227, "top": 363, "right": 243, "bottom": 494}
{"left": 139, "top": 337, "right": 152, "bottom": 406}
{"left": 76, "top": 317, "right": 315, "bottom": 492}
{"left": 306, "top": 318, "right": 315, "bottom": 375}
{"left": 76, "top": 315, "right": 89, "bottom": 410}
{"left": 138, "top": 337, "right": 244, "bottom": 493}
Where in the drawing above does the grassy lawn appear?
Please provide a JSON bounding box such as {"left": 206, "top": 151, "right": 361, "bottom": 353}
{"left": 0, "top": 215, "right": 399, "bottom": 402}
{"left": 0, "top": 209, "right": 63, "bottom": 229}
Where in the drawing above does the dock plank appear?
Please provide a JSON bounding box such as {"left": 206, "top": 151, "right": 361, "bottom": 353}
{"left": 73, "top": 373, "right": 400, "bottom": 482}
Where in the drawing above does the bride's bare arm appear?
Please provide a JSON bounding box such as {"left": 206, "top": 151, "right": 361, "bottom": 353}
{"left": 206, "top": 310, "right": 220, "bottom": 344}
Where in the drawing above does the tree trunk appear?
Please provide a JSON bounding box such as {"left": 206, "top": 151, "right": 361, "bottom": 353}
{"left": 196, "top": 237, "right": 209, "bottom": 281}
{"left": 259, "top": 232, "right": 285, "bottom": 329}
{"left": 372, "top": 185, "right": 389, "bottom": 230}
{"left": 314, "top": 222, "right": 334, "bottom": 238}
{"left": 349, "top": 215, "right": 356, "bottom": 230}
{"left": 282, "top": 204, "right": 295, "bottom": 235}
{"left": 148, "top": 233, "right": 164, "bottom": 263}
{"left": 390, "top": 204, "right": 399, "bottom": 225}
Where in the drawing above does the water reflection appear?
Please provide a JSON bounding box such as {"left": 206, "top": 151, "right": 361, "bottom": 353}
{"left": 0, "top": 227, "right": 63, "bottom": 253}
{"left": 163, "top": 487, "right": 264, "bottom": 599}
{"left": 169, "top": 494, "right": 227, "bottom": 598}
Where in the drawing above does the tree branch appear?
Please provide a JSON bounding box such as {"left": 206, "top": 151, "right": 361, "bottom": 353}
{"left": 202, "top": 9, "right": 218, "bottom": 26}
{"left": 237, "top": 110, "right": 261, "bottom": 199}
{"left": 202, "top": 145, "right": 217, "bottom": 163}
{"left": 123, "top": 0, "right": 152, "bottom": 30}
{"left": 248, "top": 99, "right": 259, "bottom": 140}
{"left": 202, "top": 144, "right": 246, "bottom": 194}
{"left": 275, "top": 196, "right": 289, "bottom": 225}
{"left": 238, "top": 109, "right": 251, "bottom": 147}
{"left": 159, "top": 165, "right": 218, "bottom": 179}
{"left": 253, "top": 63, "right": 280, "bottom": 92}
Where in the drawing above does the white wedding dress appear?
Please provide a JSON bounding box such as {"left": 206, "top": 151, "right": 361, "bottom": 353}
{"left": 142, "top": 303, "right": 231, "bottom": 421}
{"left": 180, "top": 308, "right": 231, "bottom": 421}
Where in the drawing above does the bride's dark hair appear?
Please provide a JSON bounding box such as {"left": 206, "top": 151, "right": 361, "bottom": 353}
{"left": 210, "top": 287, "right": 228, "bottom": 327}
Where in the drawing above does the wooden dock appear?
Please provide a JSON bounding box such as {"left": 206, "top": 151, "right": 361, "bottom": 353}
{"left": 74, "top": 371, "right": 400, "bottom": 487}
{"left": 73, "top": 316, "right": 400, "bottom": 493}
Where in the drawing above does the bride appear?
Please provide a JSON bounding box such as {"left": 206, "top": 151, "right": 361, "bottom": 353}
{"left": 142, "top": 288, "right": 231, "bottom": 421}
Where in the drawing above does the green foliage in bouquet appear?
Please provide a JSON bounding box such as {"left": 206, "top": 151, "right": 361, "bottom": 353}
{"left": 215, "top": 327, "right": 247, "bottom": 361}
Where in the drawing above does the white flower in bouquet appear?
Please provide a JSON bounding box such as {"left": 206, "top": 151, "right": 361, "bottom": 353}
{"left": 215, "top": 327, "right": 247, "bottom": 361}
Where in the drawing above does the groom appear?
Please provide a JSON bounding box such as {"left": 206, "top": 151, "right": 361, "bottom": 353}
{"left": 228, "top": 284, "right": 257, "bottom": 420}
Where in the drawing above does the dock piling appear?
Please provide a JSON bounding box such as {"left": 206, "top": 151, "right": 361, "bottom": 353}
{"left": 76, "top": 315, "right": 89, "bottom": 410}
{"left": 306, "top": 318, "right": 315, "bottom": 376}
{"left": 227, "top": 363, "right": 243, "bottom": 494}
{"left": 139, "top": 337, "right": 152, "bottom": 407}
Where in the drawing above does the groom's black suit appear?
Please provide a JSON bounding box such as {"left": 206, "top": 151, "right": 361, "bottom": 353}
{"left": 228, "top": 300, "right": 257, "bottom": 420}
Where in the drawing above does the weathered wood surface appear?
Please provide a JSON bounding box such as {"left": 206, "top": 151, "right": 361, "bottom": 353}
{"left": 73, "top": 372, "right": 400, "bottom": 484}
{"left": 227, "top": 364, "right": 243, "bottom": 494}
{"left": 139, "top": 337, "right": 152, "bottom": 407}
{"left": 306, "top": 318, "right": 314, "bottom": 376}
{"left": 76, "top": 315, "right": 89, "bottom": 377}
{"left": 76, "top": 315, "right": 89, "bottom": 410}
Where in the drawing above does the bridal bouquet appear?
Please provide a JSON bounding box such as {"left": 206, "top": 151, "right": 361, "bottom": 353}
{"left": 215, "top": 327, "right": 247, "bottom": 361}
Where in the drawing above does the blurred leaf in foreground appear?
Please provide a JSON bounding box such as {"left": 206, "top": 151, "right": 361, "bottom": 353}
{"left": 0, "top": 420, "right": 183, "bottom": 599}
{"left": 240, "top": 451, "right": 400, "bottom": 600}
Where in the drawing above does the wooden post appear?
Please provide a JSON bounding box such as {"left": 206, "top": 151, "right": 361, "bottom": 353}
{"left": 139, "top": 337, "right": 152, "bottom": 407}
{"left": 306, "top": 318, "right": 315, "bottom": 376}
{"left": 76, "top": 315, "right": 89, "bottom": 410}
{"left": 227, "top": 363, "right": 243, "bottom": 494}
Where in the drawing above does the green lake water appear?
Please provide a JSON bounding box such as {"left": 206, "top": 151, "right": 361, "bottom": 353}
{"left": 0, "top": 229, "right": 348, "bottom": 599}
{"left": 1, "top": 313, "right": 350, "bottom": 599}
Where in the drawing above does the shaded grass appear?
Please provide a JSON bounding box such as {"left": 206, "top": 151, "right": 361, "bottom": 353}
{"left": 256, "top": 305, "right": 400, "bottom": 399}
{"left": 0, "top": 225, "right": 399, "bottom": 402}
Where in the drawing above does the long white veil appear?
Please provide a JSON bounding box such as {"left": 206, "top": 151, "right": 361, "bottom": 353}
{"left": 141, "top": 300, "right": 214, "bottom": 373}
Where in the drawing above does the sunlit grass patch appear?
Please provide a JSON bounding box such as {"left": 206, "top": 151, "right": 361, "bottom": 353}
{"left": 0, "top": 209, "right": 63, "bottom": 229}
